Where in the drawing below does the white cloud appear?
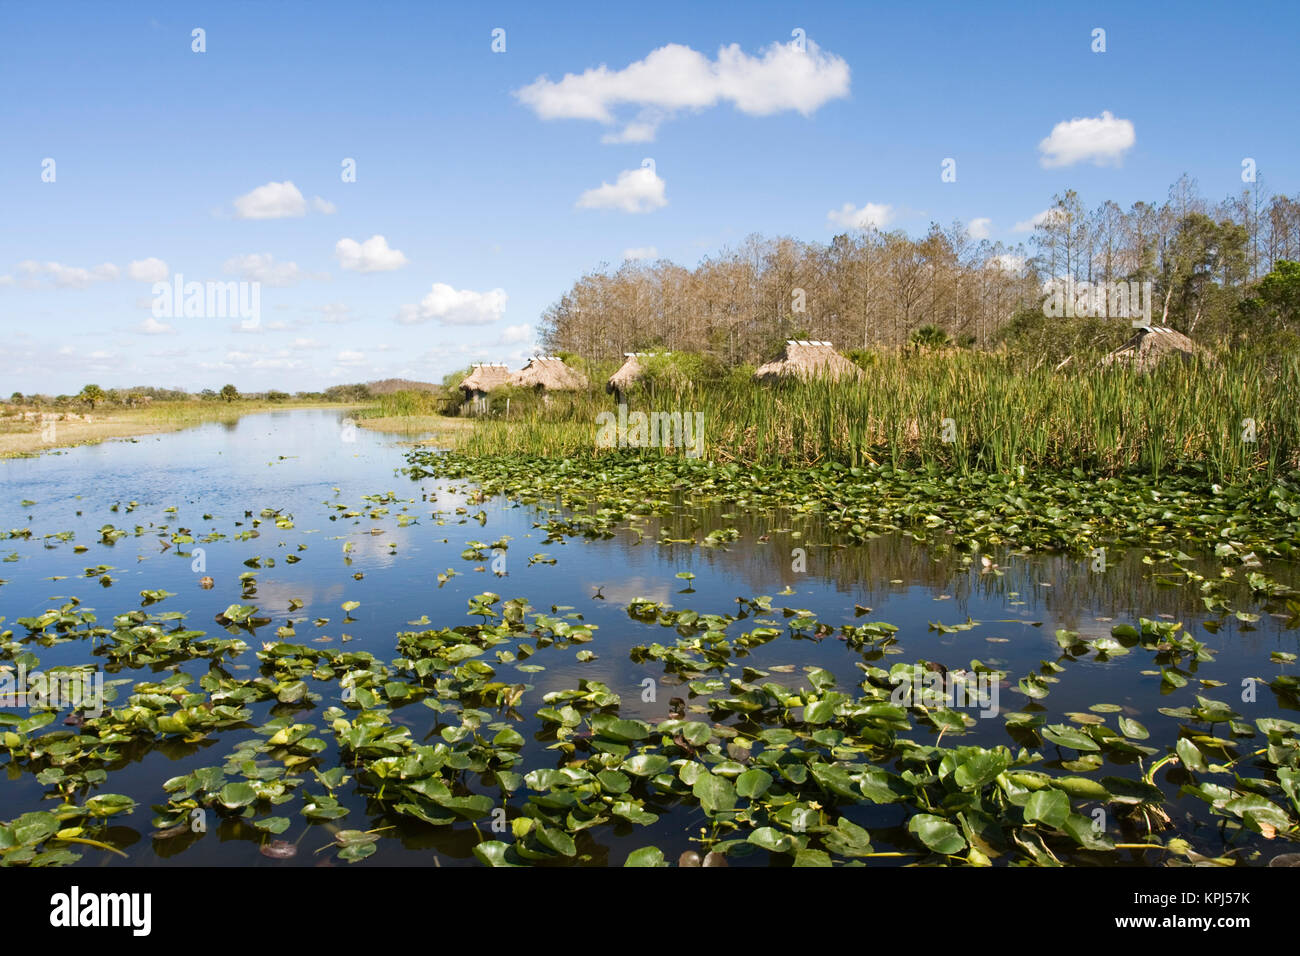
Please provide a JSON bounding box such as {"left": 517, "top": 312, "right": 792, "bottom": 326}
{"left": 623, "top": 246, "right": 659, "bottom": 261}
{"left": 17, "top": 260, "right": 119, "bottom": 289}
{"left": 290, "top": 337, "right": 324, "bottom": 349}
{"left": 601, "top": 121, "right": 660, "bottom": 144}
{"left": 336, "top": 350, "right": 367, "bottom": 366}
{"left": 230, "top": 182, "right": 337, "bottom": 220}
{"left": 224, "top": 253, "right": 322, "bottom": 287}
{"left": 128, "top": 257, "right": 169, "bottom": 282}
{"left": 233, "top": 181, "right": 308, "bottom": 219}
{"left": 499, "top": 323, "right": 533, "bottom": 345}
{"left": 396, "top": 283, "right": 508, "bottom": 326}
{"left": 137, "top": 316, "right": 175, "bottom": 335}
{"left": 335, "top": 235, "right": 409, "bottom": 273}
{"left": 0, "top": 275, "right": 12, "bottom": 287}
{"left": 827, "top": 202, "right": 892, "bottom": 230}
{"left": 967, "top": 218, "right": 992, "bottom": 240}
{"left": 1013, "top": 208, "right": 1066, "bottom": 232}
{"left": 1037, "top": 111, "right": 1135, "bottom": 168}
{"left": 516, "top": 38, "right": 850, "bottom": 142}
{"left": 576, "top": 166, "right": 667, "bottom": 214}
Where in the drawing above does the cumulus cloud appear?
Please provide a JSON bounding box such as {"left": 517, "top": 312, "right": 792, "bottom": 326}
{"left": 827, "top": 202, "right": 892, "bottom": 230}
{"left": 623, "top": 246, "right": 659, "bottom": 261}
{"left": 224, "top": 253, "right": 323, "bottom": 287}
{"left": 232, "top": 181, "right": 336, "bottom": 219}
{"left": 499, "top": 323, "right": 534, "bottom": 345}
{"left": 516, "top": 38, "right": 850, "bottom": 142}
{"left": 576, "top": 166, "right": 667, "bottom": 213}
{"left": 1037, "top": 111, "right": 1135, "bottom": 168}
{"left": 137, "top": 316, "right": 175, "bottom": 334}
{"left": 312, "top": 196, "right": 337, "bottom": 214}
{"left": 128, "top": 257, "right": 169, "bottom": 282}
{"left": 335, "top": 350, "right": 367, "bottom": 366}
{"left": 335, "top": 235, "right": 409, "bottom": 273}
{"left": 17, "top": 260, "right": 119, "bottom": 289}
{"left": 396, "top": 283, "right": 508, "bottom": 326}
{"left": 967, "top": 218, "right": 992, "bottom": 240}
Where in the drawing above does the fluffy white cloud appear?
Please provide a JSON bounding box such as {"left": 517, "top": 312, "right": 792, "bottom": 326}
{"left": 1037, "top": 111, "right": 1135, "bottom": 168}
{"left": 967, "top": 218, "right": 992, "bottom": 240}
{"left": 233, "top": 181, "right": 308, "bottom": 219}
{"left": 623, "top": 246, "right": 659, "bottom": 261}
{"left": 577, "top": 166, "right": 667, "bottom": 214}
{"left": 17, "top": 260, "right": 119, "bottom": 289}
{"left": 516, "top": 38, "right": 850, "bottom": 142}
{"left": 0, "top": 275, "right": 13, "bottom": 287}
{"left": 335, "top": 350, "right": 367, "bottom": 366}
{"left": 128, "top": 257, "right": 169, "bottom": 282}
{"left": 396, "top": 283, "right": 508, "bottom": 326}
{"left": 224, "top": 253, "right": 322, "bottom": 287}
{"left": 499, "top": 323, "right": 533, "bottom": 345}
{"left": 827, "top": 202, "right": 892, "bottom": 230}
{"left": 137, "top": 316, "right": 175, "bottom": 334}
{"left": 335, "top": 235, "right": 409, "bottom": 273}
{"left": 1013, "top": 207, "right": 1066, "bottom": 232}
{"left": 231, "top": 181, "right": 337, "bottom": 219}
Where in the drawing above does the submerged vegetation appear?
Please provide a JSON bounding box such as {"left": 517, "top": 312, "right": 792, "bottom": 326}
{"left": 2, "top": 359, "right": 1297, "bottom": 865}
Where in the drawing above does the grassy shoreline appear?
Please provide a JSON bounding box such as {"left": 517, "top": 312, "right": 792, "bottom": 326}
{"left": 0, "top": 400, "right": 357, "bottom": 458}
{"left": 439, "top": 351, "right": 1300, "bottom": 482}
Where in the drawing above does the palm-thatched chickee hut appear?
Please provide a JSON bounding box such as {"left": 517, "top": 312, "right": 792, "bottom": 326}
{"left": 459, "top": 363, "right": 512, "bottom": 412}
{"left": 1100, "top": 325, "right": 1206, "bottom": 372}
{"left": 510, "top": 356, "right": 589, "bottom": 393}
{"left": 754, "top": 340, "right": 864, "bottom": 384}
{"left": 606, "top": 352, "right": 665, "bottom": 403}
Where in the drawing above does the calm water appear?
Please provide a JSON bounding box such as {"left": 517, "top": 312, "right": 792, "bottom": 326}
{"left": 1, "top": 409, "right": 1297, "bottom": 865}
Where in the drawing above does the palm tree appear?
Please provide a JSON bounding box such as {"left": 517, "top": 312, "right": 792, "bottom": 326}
{"left": 220, "top": 384, "right": 239, "bottom": 403}
{"left": 79, "top": 384, "right": 104, "bottom": 410}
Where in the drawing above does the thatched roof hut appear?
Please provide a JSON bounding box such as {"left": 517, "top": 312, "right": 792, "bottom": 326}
{"left": 1100, "top": 325, "right": 1206, "bottom": 372}
{"left": 510, "top": 356, "right": 589, "bottom": 392}
{"left": 606, "top": 352, "right": 664, "bottom": 397}
{"left": 754, "top": 340, "right": 863, "bottom": 384}
{"left": 459, "top": 363, "right": 512, "bottom": 398}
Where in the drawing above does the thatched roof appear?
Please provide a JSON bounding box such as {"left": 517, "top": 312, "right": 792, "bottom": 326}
{"left": 1100, "top": 325, "right": 1206, "bottom": 372}
{"left": 606, "top": 352, "right": 664, "bottom": 394}
{"left": 459, "top": 364, "right": 512, "bottom": 394}
{"left": 510, "top": 356, "right": 589, "bottom": 391}
{"left": 754, "top": 340, "right": 863, "bottom": 384}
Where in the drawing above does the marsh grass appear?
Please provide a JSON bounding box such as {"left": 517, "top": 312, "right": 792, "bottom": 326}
{"left": 448, "top": 351, "right": 1299, "bottom": 481}
{"left": 359, "top": 389, "right": 445, "bottom": 418}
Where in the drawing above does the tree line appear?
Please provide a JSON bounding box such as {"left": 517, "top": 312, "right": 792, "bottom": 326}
{"left": 537, "top": 174, "right": 1300, "bottom": 368}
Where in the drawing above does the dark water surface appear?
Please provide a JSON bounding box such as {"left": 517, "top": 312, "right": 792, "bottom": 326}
{"left": 1, "top": 409, "right": 1297, "bottom": 865}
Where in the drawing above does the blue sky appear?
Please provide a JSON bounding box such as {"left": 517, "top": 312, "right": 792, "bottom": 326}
{"left": 2, "top": 0, "right": 1296, "bottom": 395}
